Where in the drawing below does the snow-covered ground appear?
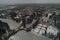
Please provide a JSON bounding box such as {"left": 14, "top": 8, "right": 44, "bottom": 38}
{"left": 0, "top": 18, "right": 21, "bottom": 29}
{"left": 0, "top": 18, "right": 52, "bottom": 40}
{"left": 47, "top": 26, "right": 59, "bottom": 36}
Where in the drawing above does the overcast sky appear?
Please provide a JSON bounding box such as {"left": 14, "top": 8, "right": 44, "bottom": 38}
{"left": 0, "top": 0, "right": 60, "bottom": 4}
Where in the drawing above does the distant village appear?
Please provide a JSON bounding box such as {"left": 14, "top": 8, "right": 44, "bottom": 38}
{"left": 0, "top": 6, "right": 60, "bottom": 40}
